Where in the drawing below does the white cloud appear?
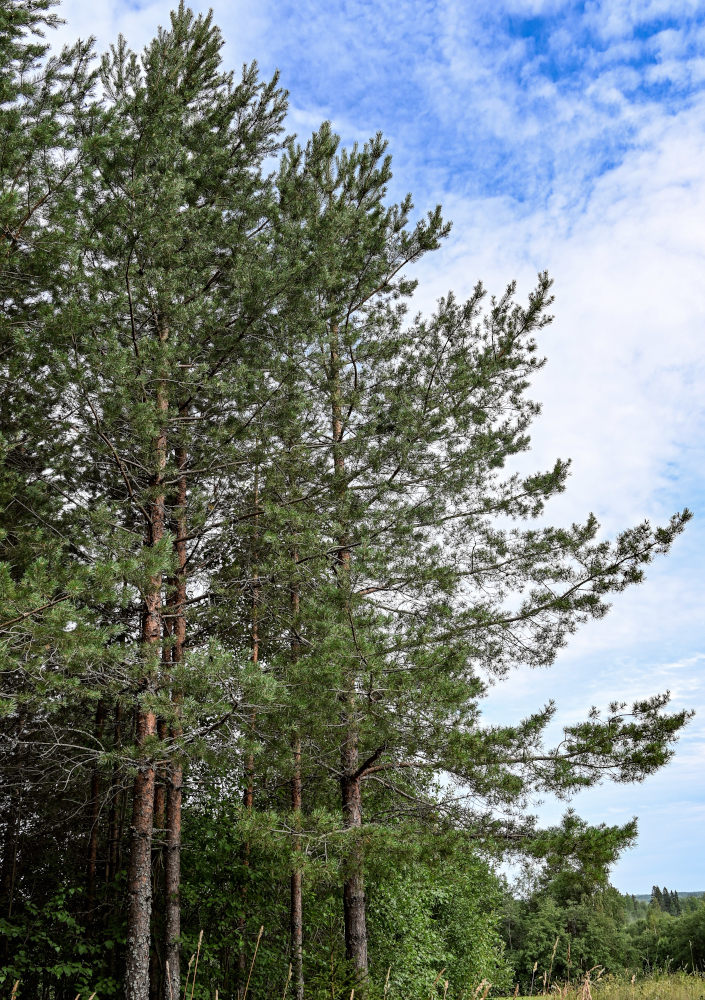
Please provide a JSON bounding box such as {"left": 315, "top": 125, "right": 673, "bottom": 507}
{"left": 585, "top": 0, "right": 701, "bottom": 41}
{"left": 414, "top": 91, "right": 705, "bottom": 530}
{"left": 52, "top": 0, "right": 267, "bottom": 70}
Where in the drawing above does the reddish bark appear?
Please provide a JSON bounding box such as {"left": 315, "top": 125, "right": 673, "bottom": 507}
{"left": 163, "top": 755, "right": 182, "bottom": 1000}
{"left": 330, "top": 329, "right": 369, "bottom": 982}
{"left": 340, "top": 756, "right": 367, "bottom": 977}
{"left": 164, "top": 442, "right": 187, "bottom": 1000}
{"left": 151, "top": 713, "right": 168, "bottom": 1000}
{"left": 290, "top": 734, "right": 304, "bottom": 1000}
{"left": 125, "top": 323, "right": 169, "bottom": 1000}
{"left": 290, "top": 564, "right": 304, "bottom": 1000}
{"left": 125, "top": 707, "right": 159, "bottom": 1000}
{"left": 153, "top": 717, "right": 169, "bottom": 841}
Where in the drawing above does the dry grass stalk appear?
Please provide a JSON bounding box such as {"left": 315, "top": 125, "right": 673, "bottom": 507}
{"left": 183, "top": 953, "right": 195, "bottom": 1000}
{"left": 530, "top": 961, "right": 539, "bottom": 996}
{"left": 166, "top": 961, "right": 174, "bottom": 1000}
{"left": 190, "top": 929, "right": 204, "bottom": 1000}
{"left": 472, "top": 978, "right": 492, "bottom": 1000}
{"left": 283, "top": 963, "right": 293, "bottom": 1000}
{"left": 243, "top": 925, "right": 264, "bottom": 1000}
{"left": 548, "top": 936, "right": 560, "bottom": 991}
{"left": 431, "top": 968, "right": 447, "bottom": 996}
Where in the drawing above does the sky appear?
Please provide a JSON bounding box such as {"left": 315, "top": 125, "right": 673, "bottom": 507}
{"left": 52, "top": 0, "right": 705, "bottom": 895}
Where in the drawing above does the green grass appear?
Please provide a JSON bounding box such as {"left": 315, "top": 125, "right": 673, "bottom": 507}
{"left": 498, "top": 972, "right": 705, "bottom": 1000}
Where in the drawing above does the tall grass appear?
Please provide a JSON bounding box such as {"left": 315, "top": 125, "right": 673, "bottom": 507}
{"left": 9, "top": 934, "right": 705, "bottom": 1000}
{"left": 499, "top": 971, "right": 705, "bottom": 1000}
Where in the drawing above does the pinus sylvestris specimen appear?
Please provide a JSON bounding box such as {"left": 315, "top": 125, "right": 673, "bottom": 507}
{"left": 254, "top": 126, "right": 692, "bottom": 983}
{"left": 0, "top": 1, "right": 96, "bottom": 692}
{"left": 0, "top": 2, "right": 694, "bottom": 997}
{"left": 56, "top": 6, "right": 286, "bottom": 997}
{"left": 0, "top": 2, "right": 103, "bottom": 967}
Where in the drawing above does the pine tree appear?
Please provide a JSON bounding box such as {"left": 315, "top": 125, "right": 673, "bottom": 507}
{"left": 0, "top": 0, "right": 104, "bottom": 963}
{"left": 271, "top": 125, "right": 691, "bottom": 981}
{"left": 45, "top": 7, "right": 286, "bottom": 995}
{"left": 0, "top": 1, "right": 96, "bottom": 701}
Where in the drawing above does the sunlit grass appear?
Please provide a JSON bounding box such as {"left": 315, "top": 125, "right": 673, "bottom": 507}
{"left": 498, "top": 971, "right": 705, "bottom": 1000}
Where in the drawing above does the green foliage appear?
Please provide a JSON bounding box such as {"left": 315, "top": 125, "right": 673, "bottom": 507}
{"left": 0, "top": 887, "right": 119, "bottom": 996}
{"left": 176, "top": 785, "right": 511, "bottom": 999}
{"left": 0, "top": 3, "right": 696, "bottom": 999}
{"left": 503, "top": 858, "right": 705, "bottom": 989}
{"left": 628, "top": 900, "right": 705, "bottom": 972}
{"left": 367, "top": 854, "right": 511, "bottom": 997}
{"left": 504, "top": 889, "right": 639, "bottom": 987}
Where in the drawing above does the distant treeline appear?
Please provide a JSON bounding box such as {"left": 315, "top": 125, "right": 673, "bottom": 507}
{"left": 502, "top": 881, "right": 705, "bottom": 989}
{"left": 633, "top": 890, "right": 705, "bottom": 902}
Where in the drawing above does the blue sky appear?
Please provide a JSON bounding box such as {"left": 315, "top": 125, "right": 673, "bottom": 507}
{"left": 55, "top": 0, "right": 705, "bottom": 894}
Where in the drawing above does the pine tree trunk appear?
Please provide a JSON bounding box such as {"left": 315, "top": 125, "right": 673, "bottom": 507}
{"left": 290, "top": 734, "right": 304, "bottom": 1000}
{"left": 330, "top": 328, "right": 369, "bottom": 982}
{"left": 164, "top": 442, "right": 187, "bottom": 1000}
{"left": 153, "top": 717, "right": 169, "bottom": 842}
{"left": 163, "top": 757, "right": 182, "bottom": 1000}
{"left": 290, "top": 564, "right": 304, "bottom": 1000}
{"left": 238, "top": 467, "right": 260, "bottom": 992}
{"left": 125, "top": 707, "right": 159, "bottom": 1000}
{"left": 125, "top": 323, "right": 169, "bottom": 1000}
{"left": 151, "top": 713, "right": 168, "bottom": 1000}
{"left": 340, "top": 765, "right": 367, "bottom": 977}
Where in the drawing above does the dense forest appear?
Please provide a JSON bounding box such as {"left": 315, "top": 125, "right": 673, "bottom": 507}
{"left": 0, "top": 2, "right": 694, "bottom": 998}
{"left": 502, "top": 883, "right": 705, "bottom": 990}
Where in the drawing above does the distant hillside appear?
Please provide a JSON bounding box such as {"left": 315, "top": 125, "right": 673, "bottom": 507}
{"left": 633, "top": 890, "right": 705, "bottom": 901}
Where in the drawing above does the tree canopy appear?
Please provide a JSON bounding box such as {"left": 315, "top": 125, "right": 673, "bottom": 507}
{"left": 0, "top": 4, "right": 692, "bottom": 999}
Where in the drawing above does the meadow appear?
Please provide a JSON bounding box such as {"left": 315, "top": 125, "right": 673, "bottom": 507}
{"left": 509, "top": 973, "right": 705, "bottom": 1000}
